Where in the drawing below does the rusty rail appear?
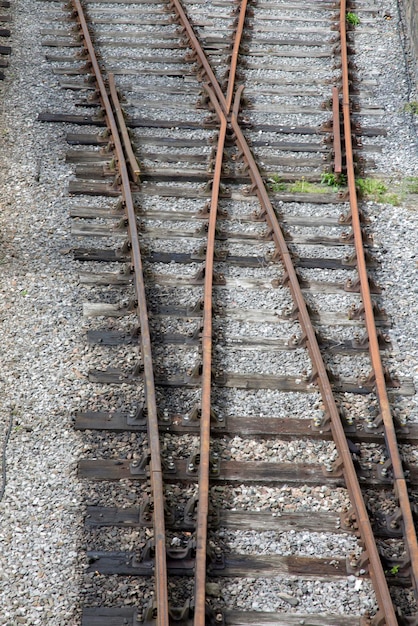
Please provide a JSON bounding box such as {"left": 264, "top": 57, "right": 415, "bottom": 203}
{"left": 167, "top": 0, "right": 410, "bottom": 624}
{"left": 70, "top": 2, "right": 169, "bottom": 625}
{"left": 340, "top": 0, "right": 418, "bottom": 603}
{"left": 108, "top": 73, "right": 140, "bottom": 184}
{"left": 225, "top": 0, "right": 248, "bottom": 113}
{"left": 230, "top": 86, "right": 398, "bottom": 625}
{"left": 332, "top": 86, "right": 342, "bottom": 174}
{"left": 193, "top": 85, "right": 227, "bottom": 626}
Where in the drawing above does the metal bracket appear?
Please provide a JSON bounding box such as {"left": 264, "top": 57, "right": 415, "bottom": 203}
{"left": 346, "top": 550, "right": 369, "bottom": 576}
{"left": 182, "top": 403, "right": 226, "bottom": 430}
{"left": 186, "top": 451, "right": 220, "bottom": 477}
{"left": 138, "top": 600, "right": 224, "bottom": 625}
{"left": 130, "top": 450, "right": 150, "bottom": 476}
{"left": 348, "top": 302, "right": 388, "bottom": 322}
{"left": 323, "top": 455, "right": 344, "bottom": 477}
{"left": 364, "top": 411, "right": 384, "bottom": 434}
{"left": 381, "top": 555, "right": 412, "bottom": 584}
{"left": 184, "top": 361, "right": 202, "bottom": 384}
{"left": 340, "top": 506, "right": 359, "bottom": 533}
{"left": 207, "top": 543, "right": 225, "bottom": 572}
{"left": 183, "top": 496, "right": 220, "bottom": 529}
{"left": 312, "top": 410, "right": 332, "bottom": 432}
{"left": 376, "top": 458, "right": 393, "bottom": 480}
{"left": 344, "top": 276, "right": 382, "bottom": 294}
{"left": 374, "top": 508, "right": 403, "bottom": 538}
{"left": 127, "top": 403, "right": 147, "bottom": 427}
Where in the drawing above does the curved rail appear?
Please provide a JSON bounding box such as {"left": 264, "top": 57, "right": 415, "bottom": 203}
{"left": 194, "top": 86, "right": 227, "bottom": 626}
{"left": 70, "top": 2, "right": 170, "bottom": 625}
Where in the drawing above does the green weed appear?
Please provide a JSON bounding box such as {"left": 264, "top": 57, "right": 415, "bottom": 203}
{"left": 321, "top": 172, "right": 347, "bottom": 190}
{"left": 405, "top": 177, "right": 418, "bottom": 193}
{"left": 268, "top": 174, "right": 346, "bottom": 195}
{"left": 268, "top": 174, "right": 286, "bottom": 192}
{"left": 355, "top": 178, "right": 400, "bottom": 205}
{"left": 403, "top": 101, "right": 418, "bottom": 115}
{"left": 346, "top": 12, "right": 360, "bottom": 26}
{"left": 288, "top": 178, "right": 324, "bottom": 193}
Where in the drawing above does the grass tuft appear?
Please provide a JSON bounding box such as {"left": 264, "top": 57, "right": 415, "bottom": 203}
{"left": 346, "top": 12, "right": 360, "bottom": 26}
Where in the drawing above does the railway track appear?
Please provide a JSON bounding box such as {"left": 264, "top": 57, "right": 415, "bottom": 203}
{"left": 37, "top": 0, "right": 418, "bottom": 624}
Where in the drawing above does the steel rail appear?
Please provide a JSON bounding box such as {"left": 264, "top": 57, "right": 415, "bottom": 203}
{"left": 165, "top": 2, "right": 249, "bottom": 622}
{"left": 70, "top": 3, "right": 170, "bottom": 625}
{"left": 332, "top": 86, "right": 342, "bottom": 174}
{"left": 168, "top": 0, "right": 248, "bottom": 116}
{"left": 230, "top": 85, "right": 398, "bottom": 626}
{"left": 193, "top": 85, "right": 227, "bottom": 626}
{"left": 108, "top": 73, "right": 140, "bottom": 184}
{"left": 166, "top": 0, "right": 400, "bottom": 623}
{"left": 340, "top": 0, "right": 418, "bottom": 601}
{"left": 167, "top": 0, "right": 228, "bottom": 112}
{"left": 225, "top": 0, "right": 248, "bottom": 113}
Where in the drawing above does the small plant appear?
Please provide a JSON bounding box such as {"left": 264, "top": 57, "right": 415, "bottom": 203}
{"left": 405, "top": 176, "right": 418, "bottom": 194}
{"left": 383, "top": 193, "right": 401, "bottom": 206}
{"left": 355, "top": 178, "right": 400, "bottom": 205}
{"left": 390, "top": 565, "right": 400, "bottom": 576}
{"left": 289, "top": 177, "right": 324, "bottom": 193}
{"left": 268, "top": 174, "right": 287, "bottom": 192}
{"left": 321, "top": 172, "right": 347, "bottom": 190}
{"left": 356, "top": 177, "right": 387, "bottom": 200}
{"left": 403, "top": 101, "right": 418, "bottom": 115}
{"left": 346, "top": 12, "right": 360, "bottom": 26}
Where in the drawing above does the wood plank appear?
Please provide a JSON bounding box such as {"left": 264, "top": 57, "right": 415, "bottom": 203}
{"left": 75, "top": 412, "right": 415, "bottom": 444}
{"left": 84, "top": 505, "right": 406, "bottom": 541}
{"left": 226, "top": 612, "right": 361, "bottom": 626}
{"left": 74, "top": 248, "right": 130, "bottom": 262}
{"left": 83, "top": 303, "right": 133, "bottom": 317}
{"left": 40, "top": 111, "right": 387, "bottom": 138}
{"left": 86, "top": 551, "right": 349, "bottom": 579}
{"left": 67, "top": 133, "right": 108, "bottom": 145}
{"left": 81, "top": 300, "right": 386, "bottom": 327}
{"left": 78, "top": 270, "right": 355, "bottom": 294}
{"left": 84, "top": 507, "right": 344, "bottom": 533}
{"left": 78, "top": 459, "right": 338, "bottom": 484}
{"left": 85, "top": 326, "right": 382, "bottom": 356}
{"left": 81, "top": 607, "right": 137, "bottom": 626}
{"left": 71, "top": 245, "right": 369, "bottom": 273}
{"left": 80, "top": 607, "right": 361, "bottom": 626}
{"left": 78, "top": 457, "right": 415, "bottom": 488}
{"left": 68, "top": 181, "right": 121, "bottom": 196}
{"left": 86, "top": 367, "right": 414, "bottom": 396}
